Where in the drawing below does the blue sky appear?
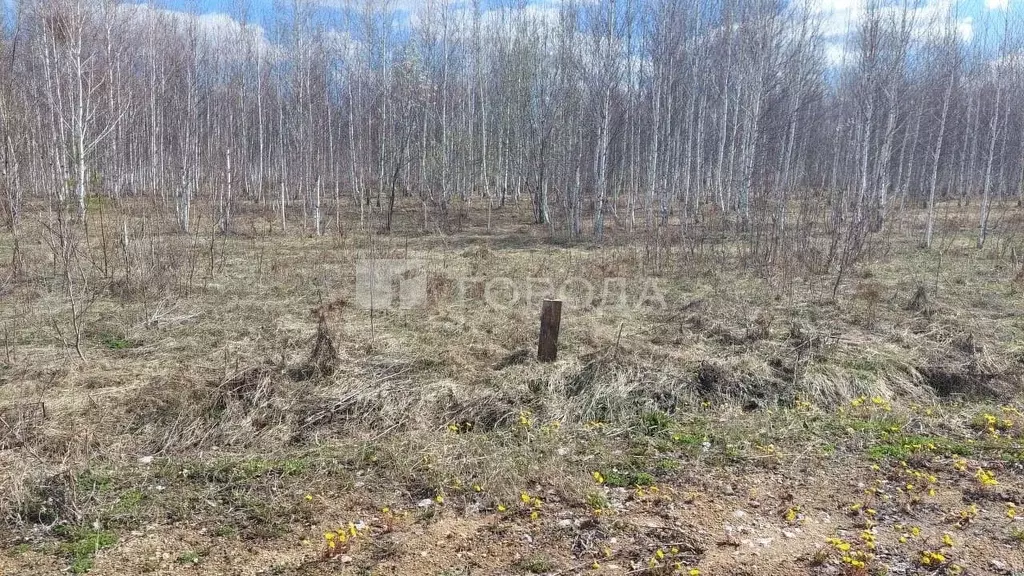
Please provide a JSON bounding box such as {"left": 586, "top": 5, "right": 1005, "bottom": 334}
{"left": 127, "top": 0, "right": 1022, "bottom": 62}
{"left": 157, "top": 0, "right": 1020, "bottom": 36}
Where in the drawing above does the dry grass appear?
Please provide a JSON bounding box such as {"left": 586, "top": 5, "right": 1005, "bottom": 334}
{"left": 1, "top": 198, "right": 1023, "bottom": 574}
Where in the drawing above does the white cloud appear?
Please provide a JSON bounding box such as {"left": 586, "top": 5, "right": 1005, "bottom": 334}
{"left": 825, "top": 43, "right": 853, "bottom": 66}
{"left": 985, "top": 0, "right": 1009, "bottom": 10}
{"left": 956, "top": 15, "right": 974, "bottom": 42}
{"left": 375, "top": 0, "right": 429, "bottom": 11}
{"left": 808, "top": 0, "right": 976, "bottom": 56}
{"left": 339, "top": 0, "right": 461, "bottom": 15}
{"left": 128, "top": 3, "right": 274, "bottom": 59}
{"left": 405, "top": 0, "right": 567, "bottom": 40}
{"left": 807, "top": 0, "right": 865, "bottom": 38}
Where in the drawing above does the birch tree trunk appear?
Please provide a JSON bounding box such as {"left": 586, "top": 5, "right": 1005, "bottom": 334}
{"left": 924, "top": 67, "right": 954, "bottom": 250}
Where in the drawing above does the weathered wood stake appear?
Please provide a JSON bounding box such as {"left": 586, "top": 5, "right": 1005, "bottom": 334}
{"left": 537, "top": 299, "right": 562, "bottom": 362}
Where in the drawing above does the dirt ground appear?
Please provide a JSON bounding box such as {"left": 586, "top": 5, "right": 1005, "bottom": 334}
{"left": 3, "top": 450, "right": 1023, "bottom": 575}
{"left": 3, "top": 203, "right": 1024, "bottom": 575}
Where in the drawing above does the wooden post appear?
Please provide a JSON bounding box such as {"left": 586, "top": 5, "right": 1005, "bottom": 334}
{"left": 537, "top": 299, "right": 562, "bottom": 362}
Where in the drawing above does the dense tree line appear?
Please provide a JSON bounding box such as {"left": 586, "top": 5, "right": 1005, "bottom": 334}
{"left": 0, "top": 0, "right": 1022, "bottom": 261}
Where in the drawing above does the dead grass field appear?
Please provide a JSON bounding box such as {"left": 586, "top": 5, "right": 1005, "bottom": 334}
{"left": 1, "top": 199, "right": 1024, "bottom": 575}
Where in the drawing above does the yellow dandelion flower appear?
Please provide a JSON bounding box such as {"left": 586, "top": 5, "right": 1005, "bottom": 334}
{"left": 920, "top": 551, "right": 945, "bottom": 566}
{"left": 975, "top": 468, "right": 998, "bottom": 486}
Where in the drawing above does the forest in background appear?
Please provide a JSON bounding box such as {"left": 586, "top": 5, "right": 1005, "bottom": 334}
{"left": 0, "top": 0, "right": 1022, "bottom": 267}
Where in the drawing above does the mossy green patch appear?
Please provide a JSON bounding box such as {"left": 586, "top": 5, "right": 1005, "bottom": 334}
{"left": 60, "top": 527, "right": 117, "bottom": 574}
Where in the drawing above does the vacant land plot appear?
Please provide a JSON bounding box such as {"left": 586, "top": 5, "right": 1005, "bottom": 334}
{"left": 1, "top": 202, "right": 1023, "bottom": 576}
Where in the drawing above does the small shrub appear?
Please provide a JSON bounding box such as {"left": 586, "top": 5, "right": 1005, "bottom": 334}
{"left": 100, "top": 334, "right": 134, "bottom": 351}
{"left": 61, "top": 527, "right": 117, "bottom": 574}
{"left": 515, "top": 553, "right": 555, "bottom": 574}
{"left": 600, "top": 468, "right": 655, "bottom": 488}
{"left": 640, "top": 411, "right": 673, "bottom": 437}
{"left": 585, "top": 492, "right": 609, "bottom": 511}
